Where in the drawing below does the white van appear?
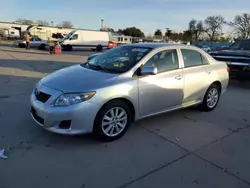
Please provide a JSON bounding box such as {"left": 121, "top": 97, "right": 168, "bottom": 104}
{"left": 60, "top": 30, "right": 110, "bottom": 51}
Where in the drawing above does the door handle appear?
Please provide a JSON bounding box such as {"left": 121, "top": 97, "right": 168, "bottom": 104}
{"left": 175, "top": 75, "right": 183, "bottom": 80}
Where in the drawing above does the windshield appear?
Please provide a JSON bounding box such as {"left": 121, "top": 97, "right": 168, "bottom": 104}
{"left": 62, "top": 31, "right": 75, "bottom": 40}
{"left": 229, "top": 40, "right": 250, "bottom": 50}
{"left": 87, "top": 46, "right": 152, "bottom": 73}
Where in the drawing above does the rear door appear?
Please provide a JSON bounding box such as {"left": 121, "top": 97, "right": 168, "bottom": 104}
{"left": 180, "top": 49, "right": 211, "bottom": 105}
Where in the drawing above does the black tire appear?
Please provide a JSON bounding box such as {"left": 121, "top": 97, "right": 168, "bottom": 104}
{"left": 39, "top": 43, "right": 46, "bottom": 50}
{"left": 96, "top": 45, "right": 103, "bottom": 52}
{"left": 93, "top": 100, "right": 132, "bottom": 142}
{"left": 64, "top": 45, "right": 72, "bottom": 51}
{"left": 18, "top": 43, "right": 25, "bottom": 48}
{"left": 200, "top": 84, "right": 221, "bottom": 111}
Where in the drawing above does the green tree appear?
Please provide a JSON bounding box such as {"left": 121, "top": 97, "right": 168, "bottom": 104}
{"left": 100, "top": 27, "right": 115, "bottom": 32}
{"left": 154, "top": 29, "right": 162, "bottom": 36}
{"left": 118, "top": 27, "right": 145, "bottom": 37}
{"left": 165, "top": 29, "right": 172, "bottom": 40}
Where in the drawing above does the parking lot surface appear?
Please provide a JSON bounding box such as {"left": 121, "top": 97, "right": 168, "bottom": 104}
{"left": 0, "top": 42, "right": 250, "bottom": 188}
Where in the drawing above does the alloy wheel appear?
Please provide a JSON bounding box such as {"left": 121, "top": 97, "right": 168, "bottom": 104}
{"left": 101, "top": 107, "right": 128, "bottom": 137}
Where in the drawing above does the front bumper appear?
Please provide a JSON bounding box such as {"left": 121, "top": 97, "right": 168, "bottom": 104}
{"left": 30, "top": 84, "right": 101, "bottom": 135}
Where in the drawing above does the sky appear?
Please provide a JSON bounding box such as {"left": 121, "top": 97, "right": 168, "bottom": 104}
{"left": 1, "top": 0, "right": 250, "bottom": 35}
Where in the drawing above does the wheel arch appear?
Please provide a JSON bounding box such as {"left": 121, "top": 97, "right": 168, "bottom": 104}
{"left": 97, "top": 97, "right": 136, "bottom": 122}
{"left": 211, "top": 81, "right": 222, "bottom": 92}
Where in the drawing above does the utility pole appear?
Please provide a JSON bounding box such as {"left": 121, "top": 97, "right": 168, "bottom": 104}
{"left": 101, "top": 19, "right": 104, "bottom": 30}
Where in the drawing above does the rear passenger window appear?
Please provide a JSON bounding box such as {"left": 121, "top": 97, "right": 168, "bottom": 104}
{"left": 144, "top": 49, "right": 179, "bottom": 73}
{"left": 181, "top": 49, "right": 207, "bottom": 68}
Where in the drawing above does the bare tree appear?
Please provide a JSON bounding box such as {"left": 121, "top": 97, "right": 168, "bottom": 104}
{"left": 228, "top": 13, "right": 250, "bottom": 38}
{"left": 188, "top": 19, "right": 204, "bottom": 41}
{"left": 37, "top": 20, "right": 50, "bottom": 26}
{"left": 204, "top": 15, "right": 225, "bottom": 41}
{"left": 57, "top": 21, "right": 74, "bottom": 28}
{"left": 16, "top": 18, "right": 33, "bottom": 25}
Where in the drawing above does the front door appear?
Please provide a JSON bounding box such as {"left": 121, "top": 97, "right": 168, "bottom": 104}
{"left": 138, "top": 49, "right": 184, "bottom": 117}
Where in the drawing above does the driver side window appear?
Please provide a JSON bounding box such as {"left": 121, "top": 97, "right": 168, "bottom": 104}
{"left": 144, "top": 49, "right": 179, "bottom": 73}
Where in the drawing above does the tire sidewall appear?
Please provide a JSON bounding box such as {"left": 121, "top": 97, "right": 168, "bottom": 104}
{"left": 96, "top": 45, "right": 103, "bottom": 52}
{"left": 202, "top": 84, "right": 221, "bottom": 111}
{"left": 93, "top": 100, "right": 132, "bottom": 141}
{"left": 40, "top": 43, "right": 46, "bottom": 50}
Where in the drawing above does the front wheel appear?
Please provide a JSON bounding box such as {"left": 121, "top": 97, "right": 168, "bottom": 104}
{"left": 96, "top": 45, "right": 103, "bottom": 52}
{"left": 93, "top": 100, "right": 132, "bottom": 141}
{"left": 200, "top": 84, "right": 221, "bottom": 111}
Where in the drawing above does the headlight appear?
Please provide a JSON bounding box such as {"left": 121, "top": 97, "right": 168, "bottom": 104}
{"left": 54, "top": 92, "right": 96, "bottom": 106}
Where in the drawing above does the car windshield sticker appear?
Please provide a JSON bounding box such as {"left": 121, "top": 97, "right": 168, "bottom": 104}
{"left": 132, "top": 48, "right": 149, "bottom": 52}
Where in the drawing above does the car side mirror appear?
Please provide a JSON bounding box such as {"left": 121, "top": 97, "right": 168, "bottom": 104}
{"left": 141, "top": 66, "right": 158, "bottom": 75}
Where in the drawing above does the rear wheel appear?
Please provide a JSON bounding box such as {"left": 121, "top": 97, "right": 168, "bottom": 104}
{"left": 39, "top": 43, "right": 46, "bottom": 50}
{"left": 200, "top": 84, "right": 221, "bottom": 111}
{"left": 93, "top": 100, "right": 132, "bottom": 141}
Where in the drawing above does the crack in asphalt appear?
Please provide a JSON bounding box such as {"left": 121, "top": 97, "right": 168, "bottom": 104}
{"left": 194, "top": 124, "right": 250, "bottom": 153}
{"left": 116, "top": 153, "right": 191, "bottom": 188}
{"left": 117, "top": 124, "right": 250, "bottom": 187}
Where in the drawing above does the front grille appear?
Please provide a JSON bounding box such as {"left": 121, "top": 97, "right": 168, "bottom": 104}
{"left": 35, "top": 89, "right": 51, "bottom": 103}
{"left": 31, "top": 107, "right": 44, "bottom": 125}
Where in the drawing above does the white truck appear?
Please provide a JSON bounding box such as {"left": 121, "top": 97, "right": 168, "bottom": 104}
{"left": 60, "top": 30, "right": 111, "bottom": 51}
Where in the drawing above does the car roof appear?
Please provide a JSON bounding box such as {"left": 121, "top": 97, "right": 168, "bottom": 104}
{"left": 123, "top": 43, "right": 187, "bottom": 49}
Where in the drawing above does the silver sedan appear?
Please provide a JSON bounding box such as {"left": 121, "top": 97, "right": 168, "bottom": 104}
{"left": 30, "top": 43, "right": 229, "bottom": 141}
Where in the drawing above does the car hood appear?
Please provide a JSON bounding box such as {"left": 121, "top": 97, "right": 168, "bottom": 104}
{"left": 210, "top": 50, "right": 250, "bottom": 57}
{"left": 41, "top": 64, "right": 118, "bottom": 93}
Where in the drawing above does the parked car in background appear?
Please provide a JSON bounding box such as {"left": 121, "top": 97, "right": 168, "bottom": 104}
{"left": 196, "top": 44, "right": 211, "bottom": 53}
{"left": 13, "top": 36, "right": 48, "bottom": 49}
{"left": 30, "top": 43, "right": 229, "bottom": 141}
{"left": 210, "top": 39, "right": 250, "bottom": 79}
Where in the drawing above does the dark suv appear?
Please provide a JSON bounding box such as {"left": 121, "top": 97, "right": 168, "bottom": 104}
{"left": 210, "top": 39, "right": 250, "bottom": 79}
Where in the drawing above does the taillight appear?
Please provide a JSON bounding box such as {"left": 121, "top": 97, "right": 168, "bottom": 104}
{"left": 227, "top": 66, "right": 230, "bottom": 73}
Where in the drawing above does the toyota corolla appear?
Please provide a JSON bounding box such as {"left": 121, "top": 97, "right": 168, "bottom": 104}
{"left": 30, "top": 43, "right": 229, "bottom": 141}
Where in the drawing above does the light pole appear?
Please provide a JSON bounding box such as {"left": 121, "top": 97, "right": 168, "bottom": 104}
{"left": 101, "top": 19, "right": 104, "bottom": 30}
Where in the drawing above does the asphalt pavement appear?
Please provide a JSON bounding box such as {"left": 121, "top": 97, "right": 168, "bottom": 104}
{"left": 0, "top": 42, "right": 250, "bottom": 188}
